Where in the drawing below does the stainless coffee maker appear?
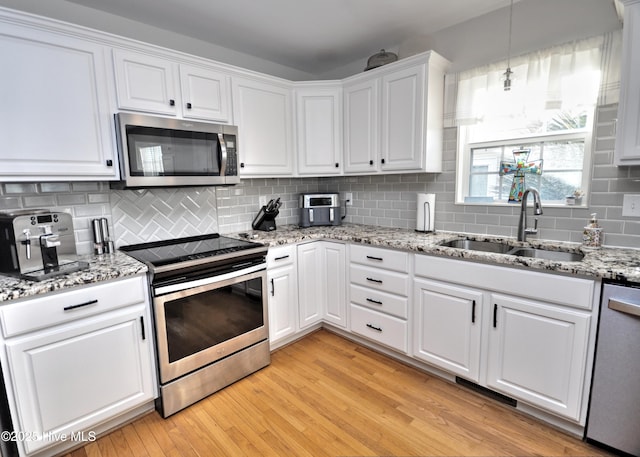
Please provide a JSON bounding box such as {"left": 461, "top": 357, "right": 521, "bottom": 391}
{"left": 0, "top": 209, "right": 88, "bottom": 280}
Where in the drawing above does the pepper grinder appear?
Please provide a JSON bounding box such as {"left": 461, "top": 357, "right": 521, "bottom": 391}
{"left": 100, "top": 218, "right": 115, "bottom": 254}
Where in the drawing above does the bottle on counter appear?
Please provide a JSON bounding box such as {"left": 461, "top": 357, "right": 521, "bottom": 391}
{"left": 582, "top": 213, "right": 603, "bottom": 248}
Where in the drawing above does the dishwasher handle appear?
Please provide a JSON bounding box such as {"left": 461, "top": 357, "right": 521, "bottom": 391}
{"left": 608, "top": 298, "right": 640, "bottom": 317}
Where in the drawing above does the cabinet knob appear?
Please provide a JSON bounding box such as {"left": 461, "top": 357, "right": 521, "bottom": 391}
{"left": 369, "top": 160, "right": 374, "bottom": 165}
{"left": 169, "top": 99, "right": 175, "bottom": 106}
{"left": 381, "top": 158, "right": 386, "bottom": 164}
{"left": 335, "top": 162, "right": 339, "bottom": 168}
{"left": 105, "top": 159, "right": 113, "bottom": 167}
{"left": 186, "top": 102, "right": 192, "bottom": 109}
{"left": 240, "top": 163, "right": 245, "bottom": 168}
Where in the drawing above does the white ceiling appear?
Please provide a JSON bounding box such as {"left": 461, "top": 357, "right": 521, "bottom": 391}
{"left": 64, "top": 0, "right": 515, "bottom": 75}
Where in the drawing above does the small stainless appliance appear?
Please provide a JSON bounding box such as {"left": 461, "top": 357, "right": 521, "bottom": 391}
{"left": 586, "top": 281, "right": 640, "bottom": 456}
{"left": 0, "top": 209, "right": 88, "bottom": 281}
{"left": 299, "top": 193, "right": 341, "bottom": 228}
{"left": 113, "top": 113, "right": 239, "bottom": 188}
{"left": 120, "top": 234, "right": 270, "bottom": 418}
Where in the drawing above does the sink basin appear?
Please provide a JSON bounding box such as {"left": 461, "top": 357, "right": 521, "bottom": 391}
{"left": 439, "top": 239, "right": 513, "bottom": 254}
{"left": 438, "top": 239, "right": 584, "bottom": 262}
{"left": 510, "top": 248, "right": 584, "bottom": 262}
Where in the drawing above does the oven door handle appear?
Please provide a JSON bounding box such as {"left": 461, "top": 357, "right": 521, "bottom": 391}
{"left": 154, "top": 263, "right": 265, "bottom": 296}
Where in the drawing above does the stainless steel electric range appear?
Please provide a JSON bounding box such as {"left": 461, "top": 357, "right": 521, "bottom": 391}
{"left": 120, "top": 233, "right": 270, "bottom": 417}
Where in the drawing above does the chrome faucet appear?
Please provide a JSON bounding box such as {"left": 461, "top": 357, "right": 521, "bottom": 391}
{"left": 517, "top": 188, "right": 543, "bottom": 242}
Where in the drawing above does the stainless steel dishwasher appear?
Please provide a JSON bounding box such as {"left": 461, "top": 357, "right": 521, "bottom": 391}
{"left": 586, "top": 282, "right": 640, "bottom": 456}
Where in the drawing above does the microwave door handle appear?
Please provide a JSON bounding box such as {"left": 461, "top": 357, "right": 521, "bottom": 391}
{"left": 218, "top": 133, "right": 228, "bottom": 176}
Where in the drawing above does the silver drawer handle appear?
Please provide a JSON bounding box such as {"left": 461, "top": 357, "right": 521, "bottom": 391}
{"left": 609, "top": 298, "right": 640, "bottom": 317}
{"left": 366, "top": 323, "right": 382, "bottom": 332}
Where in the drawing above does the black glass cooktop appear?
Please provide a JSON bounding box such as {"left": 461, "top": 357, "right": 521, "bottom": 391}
{"left": 120, "top": 233, "right": 265, "bottom": 267}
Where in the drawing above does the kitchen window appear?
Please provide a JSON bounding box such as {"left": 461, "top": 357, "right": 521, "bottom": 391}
{"left": 450, "top": 32, "right": 620, "bottom": 206}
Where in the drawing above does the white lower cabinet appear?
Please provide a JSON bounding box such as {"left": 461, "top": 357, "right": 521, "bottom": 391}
{"left": 349, "top": 245, "right": 409, "bottom": 353}
{"left": 266, "top": 246, "right": 298, "bottom": 347}
{"left": 297, "top": 242, "right": 347, "bottom": 330}
{"left": 413, "top": 279, "right": 483, "bottom": 382}
{"left": 487, "top": 293, "right": 591, "bottom": 421}
{"left": 0, "top": 276, "right": 156, "bottom": 456}
{"left": 414, "top": 254, "right": 595, "bottom": 423}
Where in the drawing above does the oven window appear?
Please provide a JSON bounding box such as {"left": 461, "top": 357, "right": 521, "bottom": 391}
{"left": 126, "top": 126, "right": 221, "bottom": 176}
{"left": 164, "top": 278, "right": 264, "bottom": 363}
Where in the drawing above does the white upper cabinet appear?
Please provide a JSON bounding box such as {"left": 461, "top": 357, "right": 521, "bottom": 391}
{"left": 113, "top": 49, "right": 232, "bottom": 123}
{"left": 343, "top": 51, "right": 450, "bottom": 174}
{"left": 232, "top": 76, "right": 294, "bottom": 176}
{"left": 343, "top": 78, "right": 380, "bottom": 173}
{"left": 179, "top": 64, "right": 231, "bottom": 122}
{"left": 615, "top": 0, "right": 640, "bottom": 165}
{"left": 295, "top": 83, "right": 343, "bottom": 176}
{"left": 0, "top": 17, "right": 118, "bottom": 181}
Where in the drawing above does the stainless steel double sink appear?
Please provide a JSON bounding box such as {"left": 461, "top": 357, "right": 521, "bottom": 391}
{"left": 438, "top": 239, "right": 585, "bottom": 262}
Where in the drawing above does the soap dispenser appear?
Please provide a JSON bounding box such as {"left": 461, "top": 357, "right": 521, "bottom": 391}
{"left": 582, "top": 213, "right": 603, "bottom": 248}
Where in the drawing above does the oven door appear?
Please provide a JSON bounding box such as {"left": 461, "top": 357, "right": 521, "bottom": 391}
{"left": 153, "top": 264, "right": 268, "bottom": 384}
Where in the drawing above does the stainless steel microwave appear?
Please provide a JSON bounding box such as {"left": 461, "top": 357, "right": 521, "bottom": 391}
{"left": 112, "top": 113, "right": 239, "bottom": 188}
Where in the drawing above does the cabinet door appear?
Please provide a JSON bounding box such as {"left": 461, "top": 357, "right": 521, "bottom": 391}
{"left": 615, "top": 1, "right": 640, "bottom": 164}
{"left": 297, "top": 243, "right": 324, "bottom": 328}
{"left": 487, "top": 294, "right": 590, "bottom": 420}
{"left": 267, "top": 264, "right": 298, "bottom": 346}
{"left": 413, "top": 279, "right": 483, "bottom": 382}
{"left": 296, "top": 86, "right": 342, "bottom": 175}
{"left": 0, "top": 24, "right": 117, "bottom": 180}
{"left": 323, "top": 242, "right": 347, "bottom": 328}
{"left": 179, "top": 64, "right": 231, "bottom": 122}
{"left": 113, "top": 49, "right": 179, "bottom": 115}
{"left": 343, "top": 78, "right": 380, "bottom": 173}
{"left": 5, "top": 305, "right": 155, "bottom": 455}
{"left": 380, "top": 63, "right": 425, "bottom": 171}
{"left": 232, "top": 77, "right": 294, "bottom": 176}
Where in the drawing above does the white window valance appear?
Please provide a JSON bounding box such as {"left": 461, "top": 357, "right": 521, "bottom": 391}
{"left": 444, "top": 30, "right": 622, "bottom": 129}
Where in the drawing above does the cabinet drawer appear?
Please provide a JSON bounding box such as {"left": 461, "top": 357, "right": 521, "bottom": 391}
{"left": 350, "top": 304, "right": 407, "bottom": 353}
{"left": 350, "top": 284, "right": 408, "bottom": 319}
{"left": 350, "top": 264, "right": 409, "bottom": 296}
{"left": 0, "top": 276, "right": 148, "bottom": 337}
{"left": 350, "top": 244, "right": 409, "bottom": 273}
{"left": 267, "top": 245, "right": 295, "bottom": 268}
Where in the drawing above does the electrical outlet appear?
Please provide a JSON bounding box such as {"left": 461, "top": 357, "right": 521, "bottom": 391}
{"left": 344, "top": 192, "right": 353, "bottom": 205}
{"left": 259, "top": 196, "right": 267, "bottom": 207}
{"left": 622, "top": 194, "right": 640, "bottom": 217}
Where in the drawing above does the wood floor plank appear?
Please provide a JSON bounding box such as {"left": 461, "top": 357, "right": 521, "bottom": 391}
{"left": 66, "top": 329, "right": 612, "bottom": 457}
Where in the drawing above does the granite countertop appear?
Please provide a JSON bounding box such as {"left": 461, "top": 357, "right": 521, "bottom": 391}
{"left": 2, "top": 223, "right": 639, "bottom": 304}
{"left": 229, "top": 223, "right": 640, "bottom": 283}
{"left": 0, "top": 252, "right": 147, "bottom": 303}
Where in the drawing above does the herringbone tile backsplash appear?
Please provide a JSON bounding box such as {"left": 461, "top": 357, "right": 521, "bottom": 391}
{"left": 110, "top": 187, "right": 219, "bottom": 246}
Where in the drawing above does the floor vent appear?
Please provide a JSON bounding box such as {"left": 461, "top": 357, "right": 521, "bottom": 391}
{"left": 455, "top": 377, "right": 518, "bottom": 407}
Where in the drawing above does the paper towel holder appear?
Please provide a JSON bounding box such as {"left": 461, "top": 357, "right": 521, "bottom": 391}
{"left": 420, "top": 201, "right": 431, "bottom": 233}
{"left": 416, "top": 193, "right": 435, "bottom": 233}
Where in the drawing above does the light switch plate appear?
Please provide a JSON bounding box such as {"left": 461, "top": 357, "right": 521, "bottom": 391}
{"left": 259, "top": 196, "right": 267, "bottom": 207}
{"left": 622, "top": 194, "right": 640, "bottom": 217}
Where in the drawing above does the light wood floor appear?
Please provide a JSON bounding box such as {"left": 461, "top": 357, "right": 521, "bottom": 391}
{"left": 63, "top": 330, "right": 611, "bottom": 457}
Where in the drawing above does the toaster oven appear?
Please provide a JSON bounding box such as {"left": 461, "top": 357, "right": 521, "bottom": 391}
{"left": 299, "top": 193, "right": 341, "bottom": 228}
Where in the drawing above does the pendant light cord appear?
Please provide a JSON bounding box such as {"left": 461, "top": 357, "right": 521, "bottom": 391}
{"left": 504, "top": 0, "right": 514, "bottom": 91}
